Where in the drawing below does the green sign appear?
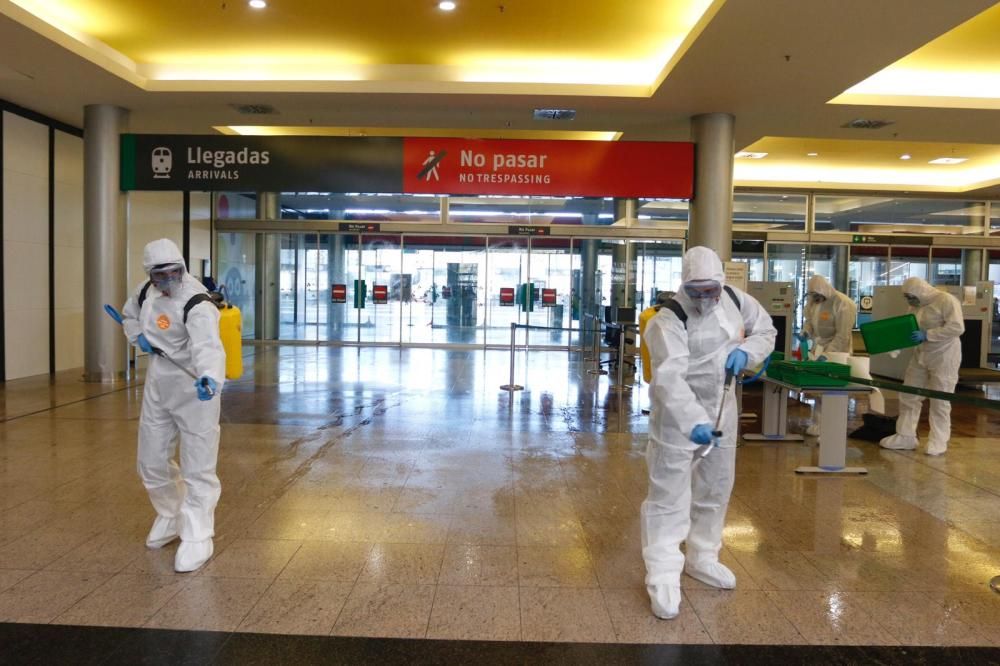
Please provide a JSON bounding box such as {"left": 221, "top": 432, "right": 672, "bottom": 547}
{"left": 354, "top": 279, "right": 367, "bottom": 309}
{"left": 519, "top": 283, "right": 535, "bottom": 313}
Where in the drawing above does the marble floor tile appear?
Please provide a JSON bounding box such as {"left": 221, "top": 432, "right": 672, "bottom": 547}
{"left": 357, "top": 543, "right": 445, "bottom": 584}
{"left": 603, "top": 587, "right": 713, "bottom": 644}
{"left": 201, "top": 538, "right": 302, "bottom": 580}
{"left": 277, "top": 541, "right": 373, "bottom": 583}
{"left": 845, "top": 590, "right": 993, "bottom": 646}
{"left": 237, "top": 580, "right": 353, "bottom": 635}
{"left": 519, "top": 587, "right": 616, "bottom": 643}
{"left": 145, "top": 577, "right": 273, "bottom": 632}
{"left": 44, "top": 531, "right": 148, "bottom": 574}
{"left": 331, "top": 583, "right": 436, "bottom": 639}
{"left": 54, "top": 573, "right": 188, "bottom": 627}
{"left": 426, "top": 585, "right": 520, "bottom": 641}
{"left": 684, "top": 589, "right": 806, "bottom": 645}
{"left": 517, "top": 546, "right": 598, "bottom": 588}
{"left": 439, "top": 544, "right": 518, "bottom": 587}
{"left": 765, "top": 589, "right": 899, "bottom": 645}
{"left": 0, "top": 570, "right": 110, "bottom": 623}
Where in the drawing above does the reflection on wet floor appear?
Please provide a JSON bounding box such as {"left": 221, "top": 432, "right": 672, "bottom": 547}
{"left": 0, "top": 346, "right": 997, "bottom": 645}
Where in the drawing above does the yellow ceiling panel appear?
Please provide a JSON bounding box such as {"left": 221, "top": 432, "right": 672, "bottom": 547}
{"left": 733, "top": 137, "right": 1000, "bottom": 192}
{"left": 3, "top": 0, "right": 724, "bottom": 95}
{"left": 832, "top": 3, "right": 1000, "bottom": 109}
{"left": 215, "top": 126, "right": 622, "bottom": 141}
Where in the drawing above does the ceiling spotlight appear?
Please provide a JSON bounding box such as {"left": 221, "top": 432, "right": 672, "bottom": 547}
{"left": 735, "top": 151, "right": 768, "bottom": 159}
{"left": 929, "top": 157, "right": 967, "bottom": 165}
{"left": 438, "top": 1, "right": 456, "bottom": 10}
{"left": 899, "top": 154, "right": 911, "bottom": 160}
{"left": 806, "top": 152, "right": 818, "bottom": 157}
{"left": 248, "top": 0, "right": 266, "bottom": 8}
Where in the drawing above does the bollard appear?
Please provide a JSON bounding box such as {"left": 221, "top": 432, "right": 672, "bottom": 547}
{"left": 500, "top": 322, "right": 524, "bottom": 392}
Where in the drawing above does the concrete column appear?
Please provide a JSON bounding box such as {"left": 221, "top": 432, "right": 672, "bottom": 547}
{"left": 832, "top": 246, "right": 849, "bottom": 293}
{"left": 326, "top": 234, "right": 346, "bottom": 338}
{"left": 688, "top": 113, "right": 735, "bottom": 260}
{"left": 83, "top": 105, "right": 128, "bottom": 382}
{"left": 962, "top": 249, "right": 984, "bottom": 285}
{"left": 579, "top": 239, "right": 599, "bottom": 345}
{"left": 254, "top": 193, "right": 281, "bottom": 339}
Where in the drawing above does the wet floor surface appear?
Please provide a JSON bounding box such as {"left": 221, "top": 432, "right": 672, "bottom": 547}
{"left": 0, "top": 346, "right": 998, "bottom": 656}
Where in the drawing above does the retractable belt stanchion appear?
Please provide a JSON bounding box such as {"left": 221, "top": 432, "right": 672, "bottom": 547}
{"left": 500, "top": 322, "right": 523, "bottom": 393}
{"left": 588, "top": 320, "right": 608, "bottom": 376}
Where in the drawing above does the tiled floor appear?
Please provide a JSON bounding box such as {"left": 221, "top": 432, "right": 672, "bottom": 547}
{"left": 0, "top": 346, "right": 998, "bottom": 651}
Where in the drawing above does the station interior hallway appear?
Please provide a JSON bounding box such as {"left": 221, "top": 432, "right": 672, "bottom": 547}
{"left": 0, "top": 346, "right": 999, "bottom": 660}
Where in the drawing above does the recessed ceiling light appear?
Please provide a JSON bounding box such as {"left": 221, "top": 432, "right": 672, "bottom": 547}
{"left": 735, "top": 151, "right": 768, "bottom": 159}
{"left": 899, "top": 154, "right": 911, "bottom": 160}
{"left": 806, "top": 152, "right": 818, "bottom": 157}
{"left": 438, "top": 1, "right": 456, "bottom": 10}
{"left": 248, "top": 0, "right": 266, "bottom": 8}
{"left": 929, "top": 157, "right": 967, "bottom": 165}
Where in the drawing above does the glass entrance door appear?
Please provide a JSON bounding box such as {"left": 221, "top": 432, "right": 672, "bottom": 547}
{"left": 526, "top": 237, "right": 575, "bottom": 347}
{"left": 359, "top": 235, "right": 403, "bottom": 345}
{"left": 486, "top": 237, "right": 529, "bottom": 346}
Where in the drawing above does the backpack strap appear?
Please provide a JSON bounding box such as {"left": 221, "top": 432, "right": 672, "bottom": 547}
{"left": 182, "top": 293, "right": 218, "bottom": 324}
{"left": 137, "top": 280, "right": 152, "bottom": 308}
{"left": 662, "top": 299, "right": 689, "bottom": 329}
{"left": 723, "top": 285, "right": 741, "bottom": 310}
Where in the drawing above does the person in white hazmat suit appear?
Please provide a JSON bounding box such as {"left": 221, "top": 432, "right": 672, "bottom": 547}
{"left": 641, "top": 247, "right": 776, "bottom": 620}
{"left": 880, "top": 276, "right": 963, "bottom": 457}
{"left": 799, "top": 274, "right": 858, "bottom": 436}
{"left": 121, "top": 239, "right": 226, "bottom": 572}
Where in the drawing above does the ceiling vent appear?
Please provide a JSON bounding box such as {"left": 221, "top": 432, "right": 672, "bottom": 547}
{"left": 533, "top": 108, "right": 576, "bottom": 121}
{"left": 230, "top": 103, "right": 278, "bottom": 115}
{"left": 841, "top": 118, "right": 894, "bottom": 130}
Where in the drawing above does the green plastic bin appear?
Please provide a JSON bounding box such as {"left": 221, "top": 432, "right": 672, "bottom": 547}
{"left": 767, "top": 360, "right": 850, "bottom": 387}
{"left": 859, "top": 314, "right": 920, "bottom": 355}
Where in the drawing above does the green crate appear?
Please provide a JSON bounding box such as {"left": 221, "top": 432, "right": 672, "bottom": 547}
{"left": 768, "top": 360, "right": 850, "bottom": 387}
{"left": 859, "top": 314, "right": 920, "bottom": 355}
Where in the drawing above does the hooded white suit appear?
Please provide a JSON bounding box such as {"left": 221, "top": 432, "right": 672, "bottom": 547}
{"left": 803, "top": 275, "right": 856, "bottom": 356}
{"left": 880, "top": 277, "right": 963, "bottom": 456}
{"left": 122, "top": 239, "right": 226, "bottom": 570}
{"left": 640, "top": 247, "right": 776, "bottom": 617}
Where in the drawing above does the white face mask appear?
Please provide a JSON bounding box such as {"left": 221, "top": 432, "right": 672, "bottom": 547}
{"left": 692, "top": 297, "right": 719, "bottom": 315}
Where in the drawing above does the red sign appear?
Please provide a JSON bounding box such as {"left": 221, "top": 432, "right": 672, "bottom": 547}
{"left": 403, "top": 138, "right": 693, "bottom": 198}
{"left": 331, "top": 284, "right": 346, "bottom": 303}
{"left": 541, "top": 288, "right": 557, "bottom": 307}
{"left": 373, "top": 285, "right": 388, "bottom": 304}
{"left": 499, "top": 287, "right": 515, "bottom": 306}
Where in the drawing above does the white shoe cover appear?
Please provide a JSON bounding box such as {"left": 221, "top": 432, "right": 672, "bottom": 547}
{"left": 879, "top": 434, "right": 917, "bottom": 451}
{"left": 145, "top": 516, "right": 179, "bottom": 549}
{"left": 685, "top": 560, "right": 737, "bottom": 589}
{"left": 805, "top": 423, "right": 820, "bottom": 437}
{"left": 174, "top": 539, "right": 214, "bottom": 573}
{"left": 925, "top": 441, "right": 948, "bottom": 456}
{"left": 647, "top": 584, "right": 681, "bottom": 620}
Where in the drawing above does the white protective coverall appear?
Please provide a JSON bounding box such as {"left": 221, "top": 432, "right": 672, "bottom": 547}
{"left": 122, "top": 239, "right": 226, "bottom": 571}
{"left": 880, "top": 277, "right": 963, "bottom": 456}
{"left": 641, "top": 247, "right": 776, "bottom": 618}
{"left": 802, "top": 275, "right": 856, "bottom": 356}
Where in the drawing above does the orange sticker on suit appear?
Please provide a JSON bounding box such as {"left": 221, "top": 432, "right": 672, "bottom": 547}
{"left": 156, "top": 314, "right": 170, "bottom": 329}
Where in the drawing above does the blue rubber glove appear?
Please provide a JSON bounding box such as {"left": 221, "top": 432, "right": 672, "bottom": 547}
{"left": 816, "top": 355, "right": 828, "bottom": 363}
{"left": 911, "top": 330, "right": 928, "bottom": 343}
{"left": 135, "top": 334, "right": 153, "bottom": 353}
{"left": 690, "top": 423, "right": 714, "bottom": 445}
{"left": 195, "top": 376, "right": 218, "bottom": 401}
{"left": 725, "top": 348, "right": 748, "bottom": 376}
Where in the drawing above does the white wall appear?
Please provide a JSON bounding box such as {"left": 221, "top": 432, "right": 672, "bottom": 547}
{"left": 127, "top": 191, "right": 183, "bottom": 291}
{"left": 53, "top": 130, "right": 84, "bottom": 371}
{"left": 2, "top": 112, "right": 50, "bottom": 380}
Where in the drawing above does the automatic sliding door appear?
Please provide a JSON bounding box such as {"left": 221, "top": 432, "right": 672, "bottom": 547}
{"left": 360, "top": 235, "right": 402, "bottom": 345}
{"left": 216, "top": 231, "right": 256, "bottom": 339}
{"left": 486, "top": 237, "right": 528, "bottom": 345}
{"left": 527, "top": 237, "right": 574, "bottom": 347}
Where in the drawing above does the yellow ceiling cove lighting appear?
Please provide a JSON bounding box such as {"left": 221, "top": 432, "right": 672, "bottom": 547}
{"left": 733, "top": 137, "right": 1000, "bottom": 193}
{"left": 215, "top": 126, "right": 623, "bottom": 141}
{"left": 806, "top": 152, "right": 818, "bottom": 157}
{"left": 831, "top": 3, "right": 1000, "bottom": 109}
{"left": 1, "top": 0, "right": 725, "bottom": 95}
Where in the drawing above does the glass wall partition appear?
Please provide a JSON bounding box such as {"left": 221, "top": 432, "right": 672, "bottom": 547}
{"left": 216, "top": 231, "right": 257, "bottom": 338}
{"left": 359, "top": 235, "right": 403, "bottom": 344}
{"left": 527, "top": 238, "right": 576, "bottom": 346}
{"left": 767, "top": 243, "right": 808, "bottom": 327}
{"left": 734, "top": 193, "right": 807, "bottom": 231}
{"left": 814, "top": 195, "right": 986, "bottom": 235}
{"left": 485, "top": 237, "right": 530, "bottom": 345}
{"left": 849, "top": 245, "right": 889, "bottom": 326}
{"left": 732, "top": 239, "right": 765, "bottom": 281}
{"left": 804, "top": 244, "right": 849, "bottom": 293}
{"left": 929, "top": 247, "right": 962, "bottom": 286}
{"left": 449, "top": 196, "right": 615, "bottom": 225}
{"left": 887, "top": 246, "right": 930, "bottom": 285}
{"left": 633, "top": 240, "right": 684, "bottom": 308}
